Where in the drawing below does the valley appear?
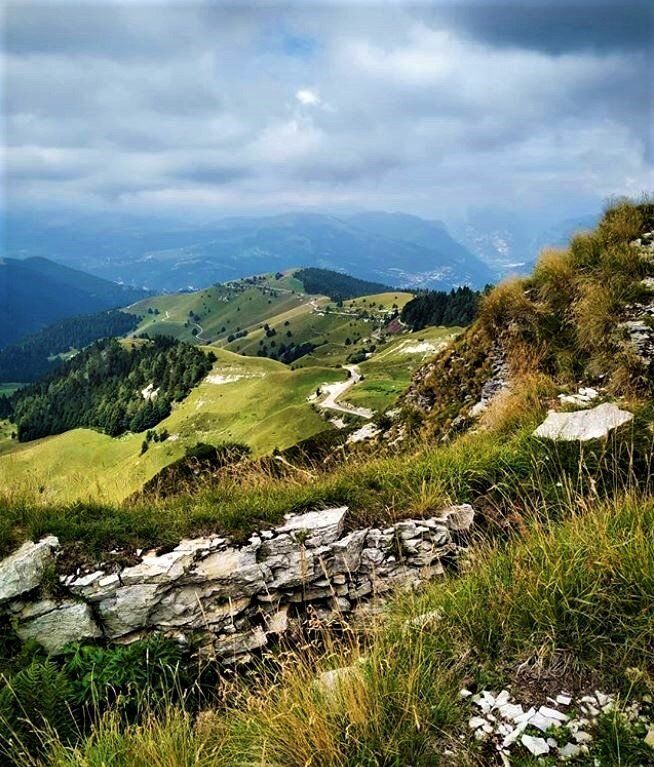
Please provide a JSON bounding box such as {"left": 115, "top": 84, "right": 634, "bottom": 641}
{"left": 0, "top": 349, "right": 346, "bottom": 502}
{"left": 3, "top": 2, "right": 652, "bottom": 762}
{"left": 0, "top": 269, "right": 467, "bottom": 502}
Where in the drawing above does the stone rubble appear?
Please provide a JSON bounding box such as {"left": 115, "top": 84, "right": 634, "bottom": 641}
{"left": 469, "top": 349, "right": 511, "bottom": 418}
{"left": 620, "top": 232, "right": 654, "bottom": 367}
{"left": 557, "top": 387, "right": 599, "bottom": 408}
{"left": 0, "top": 505, "right": 475, "bottom": 659}
{"left": 621, "top": 305, "right": 654, "bottom": 366}
{"left": 464, "top": 687, "right": 654, "bottom": 763}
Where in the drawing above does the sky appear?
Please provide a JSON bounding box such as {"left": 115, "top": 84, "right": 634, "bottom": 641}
{"left": 3, "top": 0, "right": 653, "bottom": 226}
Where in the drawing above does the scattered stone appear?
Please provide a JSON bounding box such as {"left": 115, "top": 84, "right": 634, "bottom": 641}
{"left": 347, "top": 423, "right": 381, "bottom": 444}
{"left": 533, "top": 402, "right": 633, "bottom": 442}
{"left": 558, "top": 387, "right": 599, "bottom": 407}
{"left": 465, "top": 687, "right": 654, "bottom": 763}
{"left": 522, "top": 734, "right": 550, "bottom": 756}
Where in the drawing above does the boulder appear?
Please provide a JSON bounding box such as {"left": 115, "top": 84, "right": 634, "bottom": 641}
{"left": 214, "top": 626, "right": 267, "bottom": 659}
{"left": 315, "top": 663, "right": 363, "bottom": 695}
{"left": 190, "top": 546, "right": 268, "bottom": 596}
{"left": 98, "top": 583, "right": 163, "bottom": 637}
{"left": 15, "top": 599, "right": 101, "bottom": 654}
{"left": 274, "top": 507, "right": 347, "bottom": 548}
{"left": 0, "top": 536, "right": 59, "bottom": 604}
{"left": 533, "top": 402, "right": 633, "bottom": 442}
{"left": 438, "top": 504, "right": 475, "bottom": 532}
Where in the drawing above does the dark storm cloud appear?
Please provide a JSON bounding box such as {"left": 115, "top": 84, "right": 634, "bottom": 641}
{"left": 423, "top": 0, "right": 654, "bottom": 54}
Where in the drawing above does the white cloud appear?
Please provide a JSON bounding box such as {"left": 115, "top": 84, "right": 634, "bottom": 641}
{"left": 2, "top": 3, "right": 651, "bottom": 222}
{"left": 295, "top": 88, "right": 321, "bottom": 106}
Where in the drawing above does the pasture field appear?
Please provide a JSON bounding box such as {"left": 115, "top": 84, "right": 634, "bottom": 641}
{"left": 0, "top": 348, "right": 344, "bottom": 503}
{"left": 341, "top": 326, "right": 462, "bottom": 412}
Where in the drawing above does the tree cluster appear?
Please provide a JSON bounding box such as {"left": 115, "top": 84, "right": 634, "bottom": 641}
{"left": 0, "top": 310, "right": 140, "bottom": 383}
{"left": 295, "top": 268, "right": 392, "bottom": 302}
{"left": 8, "top": 337, "right": 215, "bottom": 442}
{"left": 401, "top": 286, "right": 480, "bottom": 331}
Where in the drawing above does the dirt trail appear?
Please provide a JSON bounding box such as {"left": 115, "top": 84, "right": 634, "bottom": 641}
{"left": 316, "top": 365, "right": 373, "bottom": 419}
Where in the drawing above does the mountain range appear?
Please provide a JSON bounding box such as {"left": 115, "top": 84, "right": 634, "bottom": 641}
{"left": 0, "top": 256, "right": 148, "bottom": 349}
{"left": 2, "top": 209, "right": 600, "bottom": 315}
{"left": 452, "top": 209, "right": 600, "bottom": 274}
{"left": 4, "top": 211, "right": 497, "bottom": 293}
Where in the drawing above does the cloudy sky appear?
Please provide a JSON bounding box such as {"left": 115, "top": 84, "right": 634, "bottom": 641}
{"left": 3, "top": 0, "right": 653, "bottom": 225}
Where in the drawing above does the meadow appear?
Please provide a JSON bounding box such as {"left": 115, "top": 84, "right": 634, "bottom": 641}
{"left": 0, "top": 349, "right": 344, "bottom": 504}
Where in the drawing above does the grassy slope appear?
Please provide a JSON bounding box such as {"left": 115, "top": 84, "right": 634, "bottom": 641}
{"left": 0, "top": 384, "right": 23, "bottom": 397}
{"left": 343, "top": 291, "right": 414, "bottom": 311}
{"left": 126, "top": 273, "right": 310, "bottom": 345}
{"left": 4, "top": 201, "right": 654, "bottom": 765}
{"left": 0, "top": 349, "right": 344, "bottom": 504}
{"left": 129, "top": 277, "right": 415, "bottom": 369}
{"left": 342, "top": 326, "right": 462, "bottom": 412}
{"left": 12, "top": 486, "right": 654, "bottom": 766}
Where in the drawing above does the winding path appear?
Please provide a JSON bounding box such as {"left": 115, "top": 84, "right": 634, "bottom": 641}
{"left": 316, "top": 365, "right": 373, "bottom": 419}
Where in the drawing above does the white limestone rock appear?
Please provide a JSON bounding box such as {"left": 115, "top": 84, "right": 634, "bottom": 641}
{"left": 315, "top": 664, "right": 360, "bottom": 694}
{"left": 0, "top": 536, "right": 59, "bottom": 604}
{"left": 328, "top": 529, "right": 368, "bottom": 574}
{"left": 120, "top": 548, "right": 195, "bottom": 587}
{"left": 275, "top": 507, "right": 347, "bottom": 548}
{"left": 214, "top": 625, "right": 267, "bottom": 658}
{"left": 16, "top": 599, "right": 101, "bottom": 654}
{"left": 533, "top": 402, "right": 633, "bottom": 442}
{"left": 98, "top": 583, "right": 163, "bottom": 637}
{"left": 438, "top": 504, "right": 476, "bottom": 532}
{"left": 521, "top": 734, "right": 550, "bottom": 756}
{"left": 558, "top": 387, "right": 599, "bottom": 407}
{"left": 190, "top": 546, "right": 268, "bottom": 596}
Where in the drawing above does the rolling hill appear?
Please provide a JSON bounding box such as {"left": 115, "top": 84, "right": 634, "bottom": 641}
{"left": 0, "top": 256, "right": 148, "bottom": 349}
{"left": 0, "top": 266, "right": 478, "bottom": 502}
{"left": 127, "top": 269, "right": 414, "bottom": 367}
{"left": 0, "top": 348, "right": 346, "bottom": 502}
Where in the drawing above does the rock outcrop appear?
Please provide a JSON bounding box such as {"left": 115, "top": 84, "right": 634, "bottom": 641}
{"left": 469, "top": 347, "right": 511, "bottom": 417}
{"left": 0, "top": 536, "right": 59, "bottom": 603}
{"left": 0, "top": 505, "right": 474, "bottom": 660}
{"left": 533, "top": 402, "right": 633, "bottom": 442}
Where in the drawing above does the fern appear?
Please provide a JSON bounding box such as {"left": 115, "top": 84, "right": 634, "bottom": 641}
{"left": 0, "top": 660, "right": 76, "bottom": 760}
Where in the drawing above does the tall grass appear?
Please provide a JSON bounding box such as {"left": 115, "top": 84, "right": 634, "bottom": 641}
{"left": 0, "top": 423, "right": 541, "bottom": 556}
{"left": 418, "top": 199, "right": 654, "bottom": 423}
{"left": 14, "top": 488, "right": 654, "bottom": 767}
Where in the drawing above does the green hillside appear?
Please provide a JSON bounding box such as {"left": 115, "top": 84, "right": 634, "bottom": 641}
{"left": 128, "top": 270, "right": 415, "bottom": 367}
{"left": 340, "top": 325, "right": 462, "bottom": 412}
{"left": 126, "top": 271, "right": 314, "bottom": 344}
{"left": 220, "top": 295, "right": 398, "bottom": 361}
{"left": 0, "top": 348, "right": 344, "bottom": 503}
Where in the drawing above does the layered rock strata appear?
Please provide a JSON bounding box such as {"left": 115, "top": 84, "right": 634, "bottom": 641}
{"left": 0, "top": 505, "right": 474, "bottom": 661}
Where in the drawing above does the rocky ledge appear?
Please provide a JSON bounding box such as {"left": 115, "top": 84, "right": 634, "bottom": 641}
{"left": 0, "top": 505, "right": 474, "bottom": 660}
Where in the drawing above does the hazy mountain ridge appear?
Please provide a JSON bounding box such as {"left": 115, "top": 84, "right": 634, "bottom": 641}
{"left": 4, "top": 211, "right": 496, "bottom": 293}
{"left": 452, "top": 210, "right": 600, "bottom": 274}
{"left": 0, "top": 257, "right": 149, "bottom": 349}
